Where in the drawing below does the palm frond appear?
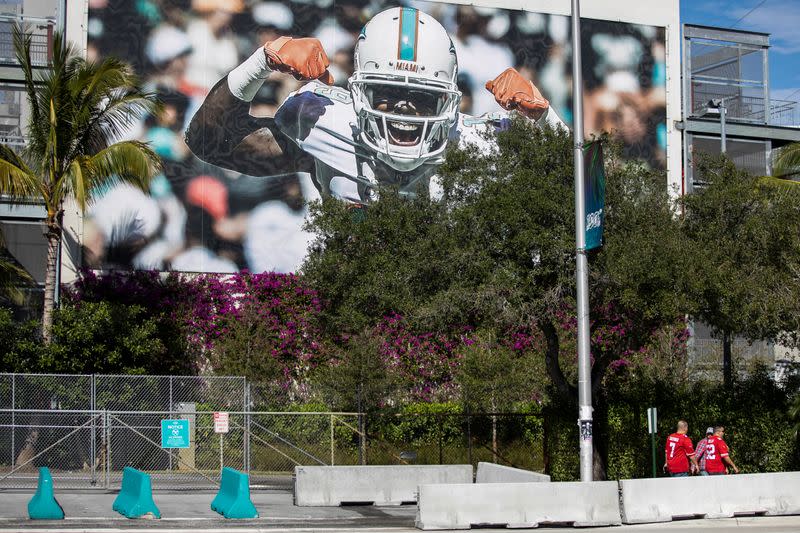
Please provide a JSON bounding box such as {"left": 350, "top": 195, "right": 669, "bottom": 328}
{"left": 758, "top": 175, "right": 800, "bottom": 190}
{"left": 0, "top": 226, "right": 35, "bottom": 306}
{"left": 12, "top": 26, "right": 42, "bottom": 136}
{"left": 0, "top": 158, "right": 41, "bottom": 200}
{"left": 72, "top": 91, "right": 160, "bottom": 158}
{"left": 773, "top": 142, "right": 800, "bottom": 178}
{"left": 62, "top": 141, "right": 161, "bottom": 211}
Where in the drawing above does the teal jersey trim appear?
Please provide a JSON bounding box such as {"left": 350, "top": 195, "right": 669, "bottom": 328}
{"left": 398, "top": 8, "right": 418, "bottom": 61}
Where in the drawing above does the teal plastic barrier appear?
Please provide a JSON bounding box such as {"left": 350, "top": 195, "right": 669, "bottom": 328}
{"left": 211, "top": 467, "right": 258, "bottom": 519}
{"left": 112, "top": 467, "right": 161, "bottom": 519}
{"left": 28, "top": 467, "right": 65, "bottom": 520}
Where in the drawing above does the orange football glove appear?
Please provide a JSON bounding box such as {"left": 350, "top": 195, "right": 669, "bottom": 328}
{"left": 485, "top": 68, "right": 549, "bottom": 119}
{"left": 264, "top": 36, "right": 334, "bottom": 85}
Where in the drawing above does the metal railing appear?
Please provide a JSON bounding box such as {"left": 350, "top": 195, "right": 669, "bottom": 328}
{"left": 689, "top": 89, "right": 800, "bottom": 127}
{"left": 0, "top": 15, "right": 56, "bottom": 68}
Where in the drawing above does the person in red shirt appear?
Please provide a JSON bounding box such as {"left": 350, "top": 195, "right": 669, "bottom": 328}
{"left": 663, "top": 420, "right": 700, "bottom": 477}
{"left": 703, "top": 426, "right": 739, "bottom": 475}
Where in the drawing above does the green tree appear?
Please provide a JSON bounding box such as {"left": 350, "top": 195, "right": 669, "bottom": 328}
{"left": 303, "top": 193, "right": 454, "bottom": 336}
{"left": 683, "top": 155, "right": 800, "bottom": 387}
{"left": 457, "top": 330, "right": 544, "bottom": 462}
{"left": 0, "top": 307, "right": 42, "bottom": 371}
{"left": 209, "top": 302, "right": 284, "bottom": 383}
{"left": 304, "top": 119, "right": 693, "bottom": 478}
{"left": 43, "top": 301, "right": 171, "bottom": 374}
{"left": 313, "top": 331, "right": 400, "bottom": 413}
{"left": 0, "top": 27, "right": 160, "bottom": 342}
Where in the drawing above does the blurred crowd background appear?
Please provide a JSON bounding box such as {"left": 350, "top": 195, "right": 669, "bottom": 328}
{"left": 86, "top": 0, "right": 667, "bottom": 274}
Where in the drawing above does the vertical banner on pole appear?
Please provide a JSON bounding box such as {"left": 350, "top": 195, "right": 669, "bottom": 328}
{"left": 584, "top": 141, "right": 606, "bottom": 251}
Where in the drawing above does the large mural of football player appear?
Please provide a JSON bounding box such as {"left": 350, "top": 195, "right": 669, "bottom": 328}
{"left": 186, "top": 6, "right": 566, "bottom": 204}
{"left": 85, "top": 0, "right": 666, "bottom": 273}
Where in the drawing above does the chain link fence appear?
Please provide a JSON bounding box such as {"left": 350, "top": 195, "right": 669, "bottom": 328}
{"left": 364, "top": 413, "right": 544, "bottom": 471}
{"left": 0, "top": 374, "right": 544, "bottom": 490}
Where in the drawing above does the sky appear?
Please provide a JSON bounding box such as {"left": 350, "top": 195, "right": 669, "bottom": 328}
{"left": 681, "top": 0, "right": 800, "bottom": 103}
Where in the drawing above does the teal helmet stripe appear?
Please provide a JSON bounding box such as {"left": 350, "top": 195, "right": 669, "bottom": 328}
{"left": 398, "top": 7, "right": 418, "bottom": 61}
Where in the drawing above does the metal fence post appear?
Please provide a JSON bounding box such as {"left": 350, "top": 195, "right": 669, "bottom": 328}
{"left": 10, "top": 374, "right": 15, "bottom": 469}
{"left": 168, "top": 376, "right": 173, "bottom": 472}
{"left": 466, "top": 412, "right": 473, "bottom": 467}
{"left": 104, "top": 410, "right": 110, "bottom": 489}
{"left": 438, "top": 415, "right": 443, "bottom": 465}
{"left": 330, "top": 414, "right": 335, "bottom": 465}
{"left": 359, "top": 413, "right": 366, "bottom": 465}
{"left": 245, "top": 381, "right": 251, "bottom": 475}
{"left": 90, "top": 375, "right": 96, "bottom": 486}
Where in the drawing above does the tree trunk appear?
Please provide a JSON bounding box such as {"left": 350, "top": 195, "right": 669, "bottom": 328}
{"left": 590, "top": 394, "right": 608, "bottom": 481}
{"left": 41, "top": 221, "right": 61, "bottom": 344}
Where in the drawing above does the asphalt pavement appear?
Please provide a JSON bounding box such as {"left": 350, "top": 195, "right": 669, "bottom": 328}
{"left": 1, "top": 489, "right": 799, "bottom": 532}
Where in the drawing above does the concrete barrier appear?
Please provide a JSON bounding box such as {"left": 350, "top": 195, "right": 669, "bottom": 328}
{"left": 620, "top": 472, "right": 800, "bottom": 524}
{"left": 112, "top": 467, "right": 161, "bottom": 519}
{"left": 28, "top": 467, "right": 64, "bottom": 520}
{"left": 475, "top": 462, "right": 550, "bottom": 483}
{"left": 211, "top": 467, "right": 258, "bottom": 519}
{"left": 294, "top": 465, "right": 472, "bottom": 506}
{"left": 416, "top": 481, "right": 621, "bottom": 529}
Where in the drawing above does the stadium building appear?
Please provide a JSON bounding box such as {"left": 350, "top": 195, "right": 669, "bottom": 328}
{"left": 0, "top": 0, "right": 797, "bottom": 374}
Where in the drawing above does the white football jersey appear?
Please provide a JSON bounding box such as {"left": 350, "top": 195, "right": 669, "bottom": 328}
{"left": 272, "top": 81, "right": 566, "bottom": 203}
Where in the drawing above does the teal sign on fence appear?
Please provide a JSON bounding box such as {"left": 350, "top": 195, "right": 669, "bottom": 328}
{"left": 161, "top": 419, "right": 190, "bottom": 449}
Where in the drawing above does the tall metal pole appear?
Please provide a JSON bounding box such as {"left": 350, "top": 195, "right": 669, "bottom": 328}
{"left": 571, "top": 0, "right": 593, "bottom": 482}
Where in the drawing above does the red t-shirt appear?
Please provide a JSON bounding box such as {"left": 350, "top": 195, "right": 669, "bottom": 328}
{"left": 665, "top": 432, "right": 695, "bottom": 474}
{"left": 703, "top": 435, "right": 730, "bottom": 474}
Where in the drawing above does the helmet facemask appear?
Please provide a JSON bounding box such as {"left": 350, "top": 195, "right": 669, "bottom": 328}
{"left": 351, "top": 74, "right": 460, "bottom": 171}
{"left": 348, "top": 7, "right": 462, "bottom": 171}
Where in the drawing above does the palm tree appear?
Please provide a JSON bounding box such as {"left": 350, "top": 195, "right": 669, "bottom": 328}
{"left": 0, "top": 27, "right": 161, "bottom": 343}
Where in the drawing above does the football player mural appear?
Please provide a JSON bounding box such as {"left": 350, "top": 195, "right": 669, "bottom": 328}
{"left": 85, "top": 0, "right": 666, "bottom": 273}
{"left": 186, "top": 7, "right": 565, "bottom": 204}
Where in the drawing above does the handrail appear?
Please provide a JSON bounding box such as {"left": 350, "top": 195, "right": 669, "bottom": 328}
{"left": 0, "top": 15, "right": 56, "bottom": 24}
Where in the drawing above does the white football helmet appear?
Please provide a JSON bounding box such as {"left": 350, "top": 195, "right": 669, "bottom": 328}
{"left": 349, "top": 7, "right": 461, "bottom": 171}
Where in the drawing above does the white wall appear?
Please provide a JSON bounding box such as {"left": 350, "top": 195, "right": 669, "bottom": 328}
{"left": 61, "top": 0, "right": 87, "bottom": 284}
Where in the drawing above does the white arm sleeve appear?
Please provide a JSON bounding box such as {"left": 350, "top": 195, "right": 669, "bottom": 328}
{"left": 227, "top": 48, "right": 272, "bottom": 102}
{"left": 536, "top": 106, "right": 568, "bottom": 131}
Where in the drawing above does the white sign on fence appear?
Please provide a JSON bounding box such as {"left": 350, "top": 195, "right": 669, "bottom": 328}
{"left": 214, "top": 411, "right": 229, "bottom": 434}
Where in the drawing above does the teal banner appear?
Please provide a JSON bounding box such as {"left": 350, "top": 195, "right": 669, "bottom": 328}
{"left": 584, "top": 142, "right": 606, "bottom": 250}
{"left": 161, "top": 419, "right": 190, "bottom": 449}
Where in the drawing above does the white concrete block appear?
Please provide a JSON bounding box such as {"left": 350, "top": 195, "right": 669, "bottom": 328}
{"left": 476, "top": 462, "right": 550, "bottom": 483}
{"left": 416, "top": 481, "right": 621, "bottom": 529}
{"left": 620, "top": 472, "right": 800, "bottom": 524}
{"left": 294, "top": 465, "right": 473, "bottom": 506}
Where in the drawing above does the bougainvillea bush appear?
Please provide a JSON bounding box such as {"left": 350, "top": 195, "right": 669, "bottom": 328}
{"left": 65, "top": 269, "right": 327, "bottom": 390}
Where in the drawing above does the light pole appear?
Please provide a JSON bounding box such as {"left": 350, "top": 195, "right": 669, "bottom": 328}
{"left": 571, "top": 0, "right": 593, "bottom": 482}
{"left": 703, "top": 98, "right": 732, "bottom": 387}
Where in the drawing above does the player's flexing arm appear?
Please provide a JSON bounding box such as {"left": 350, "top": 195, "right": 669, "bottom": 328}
{"left": 186, "top": 37, "right": 334, "bottom": 176}
{"left": 485, "top": 68, "right": 565, "bottom": 129}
